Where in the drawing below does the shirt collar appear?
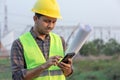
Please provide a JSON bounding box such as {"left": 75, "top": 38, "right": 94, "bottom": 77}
{"left": 30, "top": 27, "right": 50, "bottom": 41}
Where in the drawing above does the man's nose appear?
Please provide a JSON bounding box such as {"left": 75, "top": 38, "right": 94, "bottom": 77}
{"left": 47, "top": 22, "right": 54, "bottom": 28}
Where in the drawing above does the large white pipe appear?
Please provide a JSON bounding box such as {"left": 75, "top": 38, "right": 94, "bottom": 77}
{"left": 65, "top": 24, "right": 93, "bottom": 54}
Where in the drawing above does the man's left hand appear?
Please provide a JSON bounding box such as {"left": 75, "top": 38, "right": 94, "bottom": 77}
{"left": 58, "top": 58, "right": 73, "bottom": 77}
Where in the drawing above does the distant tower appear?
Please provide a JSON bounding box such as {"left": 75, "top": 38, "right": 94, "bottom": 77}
{"left": 100, "top": 27, "right": 103, "bottom": 40}
{"left": 108, "top": 27, "right": 111, "bottom": 40}
{"left": 3, "top": 0, "right": 8, "bottom": 36}
{"left": 0, "top": 23, "right": 1, "bottom": 41}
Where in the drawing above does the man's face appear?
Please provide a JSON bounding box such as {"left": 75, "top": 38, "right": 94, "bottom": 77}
{"left": 34, "top": 15, "right": 57, "bottom": 35}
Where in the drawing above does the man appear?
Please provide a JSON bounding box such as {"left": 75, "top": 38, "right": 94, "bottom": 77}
{"left": 10, "top": 0, "right": 73, "bottom": 80}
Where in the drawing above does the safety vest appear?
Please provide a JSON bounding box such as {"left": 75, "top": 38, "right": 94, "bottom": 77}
{"left": 19, "top": 32, "right": 66, "bottom": 80}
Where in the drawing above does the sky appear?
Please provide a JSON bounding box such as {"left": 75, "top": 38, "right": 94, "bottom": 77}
{"left": 0, "top": 0, "right": 120, "bottom": 48}
{"left": 0, "top": 0, "right": 120, "bottom": 36}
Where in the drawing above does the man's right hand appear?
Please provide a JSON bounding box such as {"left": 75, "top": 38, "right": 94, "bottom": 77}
{"left": 43, "top": 56, "right": 62, "bottom": 69}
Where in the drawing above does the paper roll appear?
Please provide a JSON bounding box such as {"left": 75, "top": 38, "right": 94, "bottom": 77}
{"left": 65, "top": 24, "right": 93, "bottom": 54}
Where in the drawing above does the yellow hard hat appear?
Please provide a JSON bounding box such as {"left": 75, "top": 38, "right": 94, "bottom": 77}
{"left": 32, "top": 0, "right": 62, "bottom": 19}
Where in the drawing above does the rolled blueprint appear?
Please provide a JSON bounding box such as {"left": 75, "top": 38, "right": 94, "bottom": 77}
{"left": 65, "top": 24, "right": 93, "bottom": 54}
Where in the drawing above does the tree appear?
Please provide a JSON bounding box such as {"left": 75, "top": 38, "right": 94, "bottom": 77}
{"left": 80, "top": 38, "right": 120, "bottom": 56}
{"left": 102, "top": 38, "right": 120, "bottom": 55}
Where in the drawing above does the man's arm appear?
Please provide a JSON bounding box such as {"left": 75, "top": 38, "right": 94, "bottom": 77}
{"left": 11, "top": 40, "right": 26, "bottom": 80}
{"left": 23, "top": 56, "right": 61, "bottom": 80}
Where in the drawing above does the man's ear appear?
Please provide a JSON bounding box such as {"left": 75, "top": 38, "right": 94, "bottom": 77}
{"left": 33, "top": 16, "right": 38, "bottom": 22}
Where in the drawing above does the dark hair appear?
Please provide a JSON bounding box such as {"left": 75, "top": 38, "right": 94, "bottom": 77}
{"left": 35, "top": 13, "right": 43, "bottom": 19}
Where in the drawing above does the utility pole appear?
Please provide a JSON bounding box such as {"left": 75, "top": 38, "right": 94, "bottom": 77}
{"left": 108, "top": 26, "right": 111, "bottom": 40}
{"left": 0, "top": 22, "right": 1, "bottom": 41}
{"left": 100, "top": 27, "right": 103, "bottom": 40}
{"left": 0, "top": 22, "right": 1, "bottom": 51}
{"left": 93, "top": 27, "right": 96, "bottom": 40}
{"left": 3, "top": 0, "right": 8, "bottom": 36}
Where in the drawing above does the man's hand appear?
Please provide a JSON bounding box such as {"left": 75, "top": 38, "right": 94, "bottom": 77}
{"left": 58, "top": 58, "right": 73, "bottom": 77}
{"left": 44, "top": 56, "right": 62, "bottom": 69}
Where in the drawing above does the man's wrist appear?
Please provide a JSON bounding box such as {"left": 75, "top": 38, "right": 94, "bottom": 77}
{"left": 66, "top": 68, "right": 73, "bottom": 77}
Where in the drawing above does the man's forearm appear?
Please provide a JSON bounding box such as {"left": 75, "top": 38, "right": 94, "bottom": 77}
{"left": 23, "top": 63, "right": 49, "bottom": 80}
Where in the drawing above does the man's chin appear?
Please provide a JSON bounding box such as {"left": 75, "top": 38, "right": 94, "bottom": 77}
{"left": 45, "top": 31, "right": 51, "bottom": 34}
{"left": 39, "top": 31, "right": 51, "bottom": 35}
{"left": 42, "top": 32, "right": 50, "bottom": 35}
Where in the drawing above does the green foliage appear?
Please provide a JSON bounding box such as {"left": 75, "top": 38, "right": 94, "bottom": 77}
{"left": 0, "top": 58, "right": 12, "bottom": 80}
{"left": 102, "top": 39, "right": 120, "bottom": 55}
{"left": 67, "top": 59, "right": 120, "bottom": 80}
{"left": 80, "top": 42, "right": 98, "bottom": 56}
{"left": 77, "top": 71, "right": 108, "bottom": 80}
{"left": 0, "top": 57, "right": 120, "bottom": 80}
{"left": 104, "top": 63, "right": 120, "bottom": 80}
{"left": 80, "top": 38, "right": 120, "bottom": 56}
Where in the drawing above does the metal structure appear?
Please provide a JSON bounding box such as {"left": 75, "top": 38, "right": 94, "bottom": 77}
{"left": 0, "top": 23, "right": 1, "bottom": 51}
{"left": 18, "top": 24, "right": 120, "bottom": 45}
{"left": 0, "top": 23, "right": 1, "bottom": 41}
{"left": 3, "top": 0, "right": 8, "bottom": 36}
{"left": 53, "top": 25, "right": 120, "bottom": 44}
{"left": 0, "top": 0, "right": 14, "bottom": 57}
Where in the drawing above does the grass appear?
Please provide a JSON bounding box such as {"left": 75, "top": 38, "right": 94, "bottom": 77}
{"left": 67, "top": 56, "right": 120, "bottom": 80}
{"left": 0, "top": 56, "right": 120, "bottom": 80}
{"left": 0, "top": 58, "right": 12, "bottom": 80}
